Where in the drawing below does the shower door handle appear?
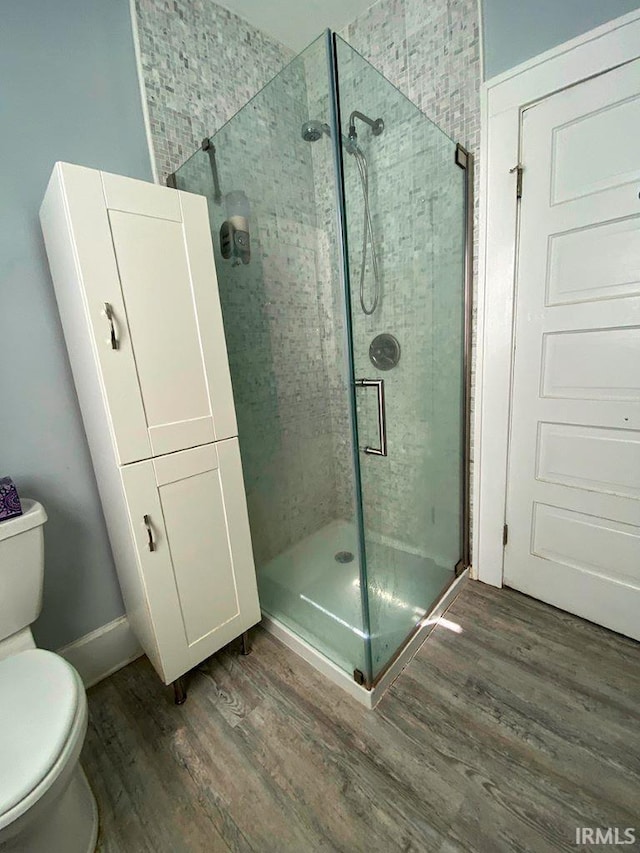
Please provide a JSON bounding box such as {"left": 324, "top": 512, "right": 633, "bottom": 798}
{"left": 355, "top": 379, "right": 387, "bottom": 457}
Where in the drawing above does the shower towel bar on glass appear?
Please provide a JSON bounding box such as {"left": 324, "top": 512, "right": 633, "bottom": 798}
{"left": 355, "top": 378, "right": 387, "bottom": 456}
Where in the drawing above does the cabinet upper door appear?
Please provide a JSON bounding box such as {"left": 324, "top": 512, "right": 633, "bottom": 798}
{"left": 56, "top": 163, "right": 236, "bottom": 464}
{"left": 121, "top": 438, "right": 260, "bottom": 684}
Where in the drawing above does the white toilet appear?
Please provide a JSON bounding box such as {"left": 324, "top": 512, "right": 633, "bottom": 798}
{"left": 0, "top": 500, "right": 98, "bottom": 853}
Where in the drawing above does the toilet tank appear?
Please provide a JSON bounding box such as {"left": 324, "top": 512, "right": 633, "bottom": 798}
{"left": 0, "top": 499, "right": 48, "bottom": 642}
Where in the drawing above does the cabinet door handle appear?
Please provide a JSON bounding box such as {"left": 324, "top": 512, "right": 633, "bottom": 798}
{"left": 143, "top": 514, "right": 155, "bottom": 552}
{"left": 103, "top": 302, "right": 119, "bottom": 350}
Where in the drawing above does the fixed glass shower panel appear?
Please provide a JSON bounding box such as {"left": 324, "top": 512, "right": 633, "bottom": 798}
{"left": 174, "top": 35, "right": 373, "bottom": 681}
{"left": 335, "top": 37, "right": 466, "bottom": 680}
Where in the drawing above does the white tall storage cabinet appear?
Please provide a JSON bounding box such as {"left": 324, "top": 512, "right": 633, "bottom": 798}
{"left": 40, "top": 162, "right": 260, "bottom": 688}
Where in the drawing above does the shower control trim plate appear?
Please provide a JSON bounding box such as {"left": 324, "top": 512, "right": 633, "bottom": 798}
{"left": 369, "top": 333, "right": 400, "bottom": 370}
{"left": 355, "top": 378, "right": 387, "bottom": 456}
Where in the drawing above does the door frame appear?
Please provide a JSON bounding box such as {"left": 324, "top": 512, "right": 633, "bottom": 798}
{"left": 473, "top": 9, "right": 640, "bottom": 586}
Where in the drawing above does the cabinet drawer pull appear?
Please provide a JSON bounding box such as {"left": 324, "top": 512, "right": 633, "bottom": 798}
{"left": 143, "top": 514, "right": 155, "bottom": 552}
{"left": 103, "top": 302, "right": 119, "bottom": 350}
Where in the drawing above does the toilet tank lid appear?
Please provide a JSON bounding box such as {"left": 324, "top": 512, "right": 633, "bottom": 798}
{"left": 0, "top": 650, "right": 80, "bottom": 821}
{"left": 0, "top": 499, "right": 47, "bottom": 542}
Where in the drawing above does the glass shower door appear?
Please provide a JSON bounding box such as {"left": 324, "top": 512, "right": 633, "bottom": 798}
{"left": 334, "top": 36, "right": 467, "bottom": 680}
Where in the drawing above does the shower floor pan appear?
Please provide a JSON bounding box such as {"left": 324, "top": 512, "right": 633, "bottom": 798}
{"left": 258, "top": 519, "right": 465, "bottom": 707}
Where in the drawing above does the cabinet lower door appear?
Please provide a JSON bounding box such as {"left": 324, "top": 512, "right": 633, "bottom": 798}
{"left": 121, "top": 439, "right": 260, "bottom": 683}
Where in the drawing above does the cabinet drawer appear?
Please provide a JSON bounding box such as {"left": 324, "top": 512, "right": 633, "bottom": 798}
{"left": 121, "top": 439, "right": 259, "bottom": 683}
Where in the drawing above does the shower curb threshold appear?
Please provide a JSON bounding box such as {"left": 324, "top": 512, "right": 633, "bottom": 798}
{"left": 261, "top": 568, "right": 469, "bottom": 709}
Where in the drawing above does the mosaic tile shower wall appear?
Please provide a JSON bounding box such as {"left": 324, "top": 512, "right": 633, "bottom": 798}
{"left": 302, "top": 0, "right": 480, "bottom": 567}
{"left": 304, "top": 44, "right": 466, "bottom": 567}
{"left": 337, "top": 39, "right": 466, "bottom": 569}
{"left": 173, "top": 40, "right": 352, "bottom": 567}
{"left": 343, "top": 0, "right": 480, "bottom": 155}
{"left": 135, "top": 4, "right": 347, "bottom": 564}
{"left": 135, "top": 0, "right": 293, "bottom": 182}
{"left": 341, "top": 0, "right": 481, "bottom": 550}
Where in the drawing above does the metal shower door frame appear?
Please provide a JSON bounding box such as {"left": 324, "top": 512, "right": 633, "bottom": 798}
{"left": 455, "top": 143, "right": 474, "bottom": 576}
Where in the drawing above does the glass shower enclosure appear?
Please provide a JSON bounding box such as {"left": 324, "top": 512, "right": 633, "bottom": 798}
{"left": 173, "top": 32, "right": 472, "bottom": 691}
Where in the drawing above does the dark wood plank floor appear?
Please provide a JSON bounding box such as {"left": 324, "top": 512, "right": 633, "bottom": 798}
{"left": 83, "top": 581, "right": 640, "bottom": 852}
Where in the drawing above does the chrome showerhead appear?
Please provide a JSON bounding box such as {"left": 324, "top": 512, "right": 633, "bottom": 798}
{"left": 301, "top": 120, "right": 330, "bottom": 142}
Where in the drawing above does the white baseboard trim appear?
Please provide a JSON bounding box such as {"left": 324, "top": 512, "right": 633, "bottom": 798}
{"left": 57, "top": 615, "right": 143, "bottom": 689}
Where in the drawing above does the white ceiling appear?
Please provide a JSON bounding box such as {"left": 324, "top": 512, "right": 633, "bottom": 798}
{"left": 217, "top": 0, "right": 376, "bottom": 52}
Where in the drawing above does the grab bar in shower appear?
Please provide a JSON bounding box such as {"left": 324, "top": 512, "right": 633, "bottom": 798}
{"left": 355, "top": 378, "right": 387, "bottom": 457}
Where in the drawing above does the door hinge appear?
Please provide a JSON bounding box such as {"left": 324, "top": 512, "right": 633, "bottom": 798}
{"left": 454, "top": 143, "right": 469, "bottom": 170}
{"left": 503, "top": 524, "right": 509, "bottom": 547}
{"left": 353, "top": 669, "right": 366, "bottom": 686}
{"left": 509, "top": 164, "right": 523, "bottom": 199}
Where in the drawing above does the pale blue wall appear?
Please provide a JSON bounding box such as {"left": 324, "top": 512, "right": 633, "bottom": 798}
{"left": 482, "top": 0, "right": 640, "bottom": 78}
{"left": 1, "top": 0, "right": 153, "bottom": 649}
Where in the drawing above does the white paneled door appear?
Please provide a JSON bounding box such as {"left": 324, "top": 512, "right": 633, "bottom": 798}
{"left": 504, "top": 59, "right": 640, "bottom": 640}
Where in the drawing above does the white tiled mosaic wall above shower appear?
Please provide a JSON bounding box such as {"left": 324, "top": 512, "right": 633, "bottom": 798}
{"left": 135, "top": 0, "right": 293, "bottom": 183}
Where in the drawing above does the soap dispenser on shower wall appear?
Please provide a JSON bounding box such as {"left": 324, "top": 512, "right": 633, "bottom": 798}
{"left": 220, "top": 190, "right": 251, "bottom": 265}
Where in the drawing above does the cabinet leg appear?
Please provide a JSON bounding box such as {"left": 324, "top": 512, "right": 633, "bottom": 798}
{"left": 173, "top": 677, "right": 187, "bottom": 705}
{"left": 240, "top": 630, "right": 251, "bottom": 656}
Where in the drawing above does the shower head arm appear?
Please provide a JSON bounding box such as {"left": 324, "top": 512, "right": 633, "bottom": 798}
{"left": 348, "top": 110, "right": 384, "bottom": 140}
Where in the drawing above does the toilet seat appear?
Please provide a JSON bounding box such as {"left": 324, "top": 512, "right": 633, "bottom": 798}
{"left": 0, "top": 649, "right": 85, "bottom": 831}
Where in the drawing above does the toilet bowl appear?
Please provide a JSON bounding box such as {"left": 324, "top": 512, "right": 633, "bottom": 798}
{"left": 0, "top": 650, "right": 98, "bottom": 853}
{"left": 0, "top": 500, "right": 98, "bottom": 852}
